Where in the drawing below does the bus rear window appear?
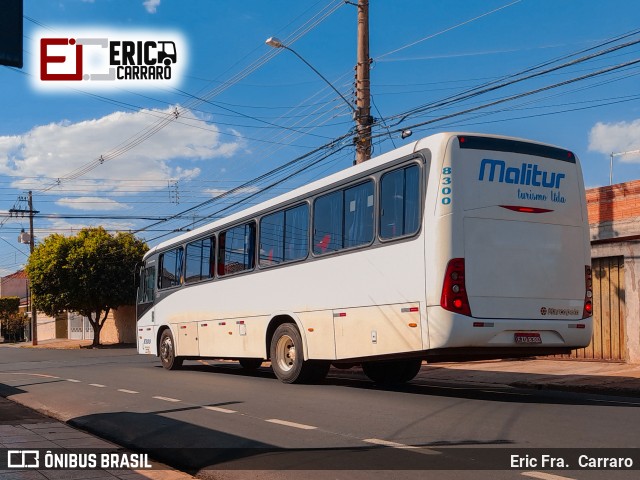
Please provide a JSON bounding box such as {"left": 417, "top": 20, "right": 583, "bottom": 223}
{"left": 458, "top": 135, "right": 575, "bottom": 163}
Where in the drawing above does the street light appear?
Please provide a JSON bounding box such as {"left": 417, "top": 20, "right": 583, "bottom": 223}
{"left": 265, "top": 37, "right": 356, "bottom": 115}
{"left": 609, "top": 148, "right": 640, "bottom": 185}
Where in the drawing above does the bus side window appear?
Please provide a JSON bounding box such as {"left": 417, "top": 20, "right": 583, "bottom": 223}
{"left": 185, "top": 237, "right": 214, "bottom": 283}
{"left": 158, "top": 247, "right": 183, "bottom": 289}
{"left": 313, "top": 191, "right": 343, "bottom": 254}
{"left": 138, "top": 266, "right": 155, "bottom": 304}
{"left": 218, "top": 222, "right": 256, "bottom": 276}
{"left": 380, "top": 165, "right": 421, "bottom": 240}
{"left": 260, "top": 211, "right": 285, "bottom": 266}
{"left": 344, "top": 181, "right": 374, "bottom": 248}
{"left": 284, "top": 204, "right": 308, "bottom": 262}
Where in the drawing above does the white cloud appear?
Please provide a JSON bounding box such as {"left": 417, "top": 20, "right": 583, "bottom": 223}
{"left": 143, "top": 0, "right": 160, "bottom": 14}
{"left": 0, "top": 106, "right": 242, "bottom": 192}
{"left": 588, "top": 119, "right": 640, "bottom": 162}
{"left": 56, "top": 197, "right": 132, "bottom": 211}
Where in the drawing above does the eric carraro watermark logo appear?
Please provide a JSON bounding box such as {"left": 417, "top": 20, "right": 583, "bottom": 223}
{"left": 30, "top": 29, "right": 187, "bottom": 91}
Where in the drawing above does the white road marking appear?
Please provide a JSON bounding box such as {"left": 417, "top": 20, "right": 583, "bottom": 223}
{"left": 117, "top": 389, "right": 139, "bottom": 394}
{"left": 203, "top": 406, "right": 237, "bottom": 414}
{"left": 66, "top": 379, "right": 81, "bottom": 383}
{"left": 522, "top": 472, "right": 576, "bottom": 480}
{"left": 591, "top": 399, "right": 640, "bottom": 406}
{"left": 265, "top": 419, "right": 317, "bottom": 430}
{"left": 363, "top": 438, "right": 440, "bottom": 455}
{"left": 153, "top": 396, "right": 181, "bottom": 402}
{"left": 89, "top": 383, "right": 106, "bottom": 388}
{"left": 0, "top": 373, "right": 59, "bottom": 378}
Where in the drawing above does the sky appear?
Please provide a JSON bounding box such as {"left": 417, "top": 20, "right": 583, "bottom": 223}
{"left": 0, "top": 0, "right": 639, "bottom": 276}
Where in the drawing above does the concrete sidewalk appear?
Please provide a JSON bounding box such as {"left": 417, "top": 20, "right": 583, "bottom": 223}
{"left": 0, "top": 397, "right": 195, "bottom": 480}
{"left": 415, "top": 358, "right": 640, "bottom": 397}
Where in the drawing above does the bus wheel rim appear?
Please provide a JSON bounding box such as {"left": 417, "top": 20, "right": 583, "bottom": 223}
{"left": 161, "top": 336, "right": 172, "bottom": 362}
{"left": 276, "top": 334, "right": 296, "bottom": 372}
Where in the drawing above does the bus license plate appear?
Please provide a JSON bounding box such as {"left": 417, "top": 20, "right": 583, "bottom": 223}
{"left": 515, "top": 332, "right": 542, "bottom": 344}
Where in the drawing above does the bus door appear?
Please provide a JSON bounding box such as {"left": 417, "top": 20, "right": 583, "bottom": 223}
{"left": 136, "top": 264, "right": 156, "bottom": 354}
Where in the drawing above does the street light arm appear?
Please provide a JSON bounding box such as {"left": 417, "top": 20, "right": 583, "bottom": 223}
{"left": 283, "top": 47, "right": 356, "bottom": 113}
{"left": 267, "top": 39, "right": 357, "bottom": 114}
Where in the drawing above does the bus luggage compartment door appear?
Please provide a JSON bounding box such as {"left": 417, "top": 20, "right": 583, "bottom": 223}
{"left": 177, "top": 322, "right": 199, "bottom": 356}
{"left": 333, "top": 304, "right": 422, "bottom": 359}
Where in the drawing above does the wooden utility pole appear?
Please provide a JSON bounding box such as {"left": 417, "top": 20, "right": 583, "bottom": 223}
{"left": 354, "top": 0, "right": 372, "bottom": 164}
{"left": 28, "top": 191, "right": 37, "bottom": 346}
{"left": 11, "top": 191, "right": 38, "bottom": 345}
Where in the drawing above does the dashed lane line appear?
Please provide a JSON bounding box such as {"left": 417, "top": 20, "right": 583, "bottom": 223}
{"left": 66, "top": 379, "right": 81, "bottom": 383}
{"left": 0, "top": 373, "right": 59, "bottom": 378}
{"left": 117, "top": 389, "right": 139, "bottom": 394}
{"left": 522, "top": 472, "right": 576, "bottom": 480}
{"left": 265, "top": 419, "right": 317, "bottom": 430}
{"left": 203, "top": 406, "right": 237, "bottom": 414}
{"left": 152, "top": 396, "right": 181, "bottom": 402}
{"left": 88, "top": 383, "right": 106, "bottom": 388}
{"left": 363, "top": 438, "right": 440, "bottom": 455}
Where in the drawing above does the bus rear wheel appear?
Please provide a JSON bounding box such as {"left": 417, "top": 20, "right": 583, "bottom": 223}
{"left": 362, "top": 359, "right": 422, "bottom": 385}
{"left": 270, "top": 323, "right": 328, "bottom": 384}
{"left": 159, "top": 329, "right": 183, "bottom": 370}
{"left": 239, "top": 358, "right": 263, "bottom": 370}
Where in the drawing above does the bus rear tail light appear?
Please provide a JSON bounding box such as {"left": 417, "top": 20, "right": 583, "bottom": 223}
{"left": 499, "top": 205, "right": 553, "bottom": 214}
{"left": 583, "top": 265, "right": 593, "bottom": 319}
{"left": 441, "top": 258, "right": 471, "bottom": 316}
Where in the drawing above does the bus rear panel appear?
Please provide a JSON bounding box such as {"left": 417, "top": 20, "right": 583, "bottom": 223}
{"left": 425, "top": 134, "right": 592, "bottom": 360}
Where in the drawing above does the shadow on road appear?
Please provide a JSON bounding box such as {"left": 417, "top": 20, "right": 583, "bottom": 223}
{"left": 177, "top": 361, "right": 640, "bottom": 407}
{"left": 67, "top": 409, "right": 514, "bottom": 472}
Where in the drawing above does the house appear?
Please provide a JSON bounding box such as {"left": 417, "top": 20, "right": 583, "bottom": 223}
{"left": 566, "top": 179, "right": 640, "bottom": 363}
{"left": 0, "top": 269, "right": 135, "bottom": 344}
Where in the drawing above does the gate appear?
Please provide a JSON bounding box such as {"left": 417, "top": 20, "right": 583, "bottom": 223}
{"left": 570, "top": 256, "right": 626, "bottom": 361}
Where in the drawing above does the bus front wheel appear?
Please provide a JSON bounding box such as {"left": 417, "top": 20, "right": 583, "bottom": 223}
{"left": 159, "top": 329, "right": 183, "bottom": 370}
{"left": 362, "top": 359, "right": 422, "bottom": 385}
{"left": 270, "top": 323, "right": 328, "bottom": 384}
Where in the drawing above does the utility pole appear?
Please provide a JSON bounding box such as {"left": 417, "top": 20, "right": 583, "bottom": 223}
{"left": 28, "top": 191, "right": 37, "bottom": 346}
{"left": 11, "top": 191, "right": 38, "bottom": 345}
{"left": 354, "top": 0, "right": 372, "bottom": 164}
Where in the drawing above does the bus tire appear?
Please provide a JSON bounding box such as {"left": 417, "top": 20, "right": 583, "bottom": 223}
{"left": 239, "top": 358, "right": 263, "bottom": 370}
{"left": 159, "top": 329, "right": 183, "bottom": 370}
{"left": 362, "top": 359, "right": 422, "bottom": 385}
{"left": 270, "top": 323, "right": 318, "bottom": 384}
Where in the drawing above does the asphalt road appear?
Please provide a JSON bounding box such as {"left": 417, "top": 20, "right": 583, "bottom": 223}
{"left": 1, "top": 346, "right": 639, "bottom": 480}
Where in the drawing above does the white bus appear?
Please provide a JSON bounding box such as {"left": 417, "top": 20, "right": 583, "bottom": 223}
{"left": 136, "top": 132, "right": 593, "bottom": 384}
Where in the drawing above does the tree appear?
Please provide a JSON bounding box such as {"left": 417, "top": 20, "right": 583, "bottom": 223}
{"left": 26, "top": 227, "right": 148, "bottom": 347}
{"left": 0, "top": 296, "right": 23, "bottom": 342}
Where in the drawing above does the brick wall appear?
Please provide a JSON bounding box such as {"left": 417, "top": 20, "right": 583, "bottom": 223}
{"left": 587, "top": 179, "right": 640, "bottom": 224}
